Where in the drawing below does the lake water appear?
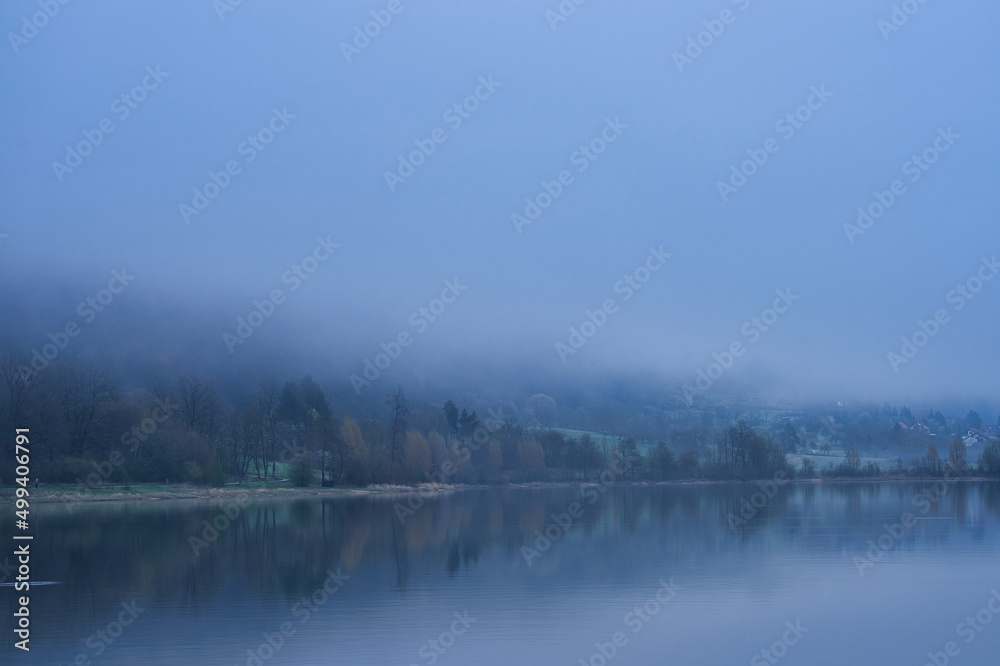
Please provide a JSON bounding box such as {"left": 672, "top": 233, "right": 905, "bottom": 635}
{"left": 3, "top": 481, "right": 1000, "bottom": 665}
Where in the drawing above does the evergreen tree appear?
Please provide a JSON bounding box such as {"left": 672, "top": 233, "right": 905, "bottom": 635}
{"left": 443, "top": 400, "right": 459, "bottom": 433}
{"left": 778, "top": 422, "right": 800, "bottom": 453}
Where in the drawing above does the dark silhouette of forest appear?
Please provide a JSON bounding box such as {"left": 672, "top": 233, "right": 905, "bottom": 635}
{"left": 1, "top": 354, "right": 998, "bottom": 489}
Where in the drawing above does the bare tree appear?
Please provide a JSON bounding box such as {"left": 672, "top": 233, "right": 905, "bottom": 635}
{"left": 386, "top": 386, "right": 410, "bottom": 483}
{"left": 254, "top": 381, "right": 279, "bottom": 478}
{"left": 615, "top": 437, "right": 641, "bottom": 479}
{"left": 177, "top": 375, "right": 222, "bottom": 443}
{"left": 0, "top": 354, "right": 38, "bottom": 433}
{"left": 0, "top": 355, "right": 40, "bottom": 482}
{"left": 224, "top": 401, "right": 259, "bottom": 479}
{"left": 55, "top": 362, "right": 120, "bottom": 456}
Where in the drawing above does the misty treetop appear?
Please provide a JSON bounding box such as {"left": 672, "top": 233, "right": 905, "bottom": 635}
{"left": 1, "top": 353, "right": 999, "bottom": 489}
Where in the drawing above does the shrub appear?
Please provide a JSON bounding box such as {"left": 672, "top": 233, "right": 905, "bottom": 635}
{"left": 202, "top": 459, "right": 227, "bottom": 487}
{"left": 290, "top": 457, "right": 313, "bottom": 487}
{"left": 51, "top": 457, "right": 95, "bottom": 484}
{"left": 799, "top": 458, "right": 816, "bottom": 478}
{"left": 183, "top": 461, "right": 203, "bottom": 484}
{"left": 979, "top": 442, "right": 1000, "bottom": 475}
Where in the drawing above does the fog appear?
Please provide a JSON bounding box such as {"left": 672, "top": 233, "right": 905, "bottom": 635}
{"left": 2, "top": 0, "right": 997, "bottom": 411}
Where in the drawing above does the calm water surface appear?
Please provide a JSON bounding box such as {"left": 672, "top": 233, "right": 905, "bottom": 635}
{"left": 3, "top": 481, "right": 1000, "bottom": 665}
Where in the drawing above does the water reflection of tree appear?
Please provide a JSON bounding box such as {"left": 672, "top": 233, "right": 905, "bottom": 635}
{"left": 951, "top": 483, "right": 968, "bottom": 523}
{"left": 18, "top": 481, "right": 1000, "bottom": 630}
{"left": 981, "top": 482, "right": 1000, "bottom": 520}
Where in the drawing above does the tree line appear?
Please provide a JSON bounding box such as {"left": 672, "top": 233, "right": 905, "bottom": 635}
{"left": 2, "top": 355, "right": 999, "bottom": 489}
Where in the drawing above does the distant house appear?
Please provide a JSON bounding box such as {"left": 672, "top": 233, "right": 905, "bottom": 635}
{"left": 963, "top": 431, "right": 986, "bottom": 448}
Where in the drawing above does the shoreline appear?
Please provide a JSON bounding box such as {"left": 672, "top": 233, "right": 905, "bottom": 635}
{"left": 2, "top": 475, "right": 996, "bottom": 505}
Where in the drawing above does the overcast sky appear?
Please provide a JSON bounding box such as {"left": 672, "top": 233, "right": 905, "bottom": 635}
{"left": 1, "top": 0, "right": 997, "bottom": 407}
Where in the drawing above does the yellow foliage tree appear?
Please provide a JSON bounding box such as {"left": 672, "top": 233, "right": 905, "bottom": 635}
{"left": 341, "top": 416, "right": 369, "bottom": 483}
{"left": 426, "top": 430, "right": 450, "bottom": 467}
{"left": 516, "top": 439, "right": 546, "bottom": 470}
{"left": 404, "top": 431, "right": 432, "bottom": 482}
{"left": 488, "top": 439, "right": 503, "bottom": 472}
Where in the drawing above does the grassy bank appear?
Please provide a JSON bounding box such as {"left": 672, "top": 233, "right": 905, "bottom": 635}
{"left": 3, "top": 475, "right": 996, "bottom": 505}
{"left": 0, "top": 479, "right": 440, "bottom": 504}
